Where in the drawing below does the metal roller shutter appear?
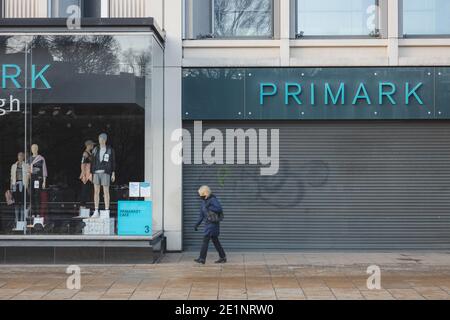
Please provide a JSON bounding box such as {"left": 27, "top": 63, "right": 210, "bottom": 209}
{"left": 183, "top": 121, "right": 450, "bottom": 250}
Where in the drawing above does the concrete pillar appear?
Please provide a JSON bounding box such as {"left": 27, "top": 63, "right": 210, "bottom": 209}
{"left": 387, "top": 0, "right": 400, "bottom": 66}
{"left": 279, "top": 0, "right": 290, "bottom": 66}
{"left": 101, "top": 0, "right": 109, "bottom": 17}
{"left": 163, "top": 0, "right": 183, "bottom": 251}
{"left": 148, "top": 0, "right": 164, "bottom": 27}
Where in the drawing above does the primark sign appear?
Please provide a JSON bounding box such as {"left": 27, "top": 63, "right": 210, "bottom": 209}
{"left": 0, "top": 64, "right": 51, "bottom": 116}
{"left": 182, "top": 67, "right": 448, "bottom": 120}
{"left": 259, "top": 81, "right": 424, "bottom": 106}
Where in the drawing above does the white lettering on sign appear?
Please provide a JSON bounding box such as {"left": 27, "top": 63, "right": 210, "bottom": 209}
{"left": 0, "top": 95, "right": 21, "bottom": 117}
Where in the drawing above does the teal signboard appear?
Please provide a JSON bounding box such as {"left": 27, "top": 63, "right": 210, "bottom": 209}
{"left": 182, "top": 67, "right": 450, "bottom": 120}
{"left": 118, "top": 201, "right": 152, "bottom": 236}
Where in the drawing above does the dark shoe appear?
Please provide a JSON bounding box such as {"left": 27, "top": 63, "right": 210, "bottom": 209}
{"left": 215, "top": 257, "right": 227, "bottom": 264}
{"left": 194, "top": 258, "right": 205, "bottom": 264}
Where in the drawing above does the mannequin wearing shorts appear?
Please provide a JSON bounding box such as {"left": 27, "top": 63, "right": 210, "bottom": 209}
{"left": 91, "top": 133, "right": 116, "bottom": 218}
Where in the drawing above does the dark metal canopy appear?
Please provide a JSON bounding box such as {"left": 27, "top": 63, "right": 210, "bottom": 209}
{"left": 0, "top": 17, "right": 165, "bottom": 45}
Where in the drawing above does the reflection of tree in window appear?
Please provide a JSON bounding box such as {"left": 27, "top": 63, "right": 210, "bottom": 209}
{"left": 214, "top": 0, "right": 273, "bottom": 37}
{"left": 0, "top": 36, "right": 31, "bottom": 56}
{"left": 46, "top": 35, "right": 120, "bottom": 75}
{"left": 122, "top": 48, "right": 151, "bottom": 77}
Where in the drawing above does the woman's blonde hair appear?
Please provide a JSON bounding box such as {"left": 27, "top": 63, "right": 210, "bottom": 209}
{"left": 198, "top": 185, "right": 211, "bottom": 197}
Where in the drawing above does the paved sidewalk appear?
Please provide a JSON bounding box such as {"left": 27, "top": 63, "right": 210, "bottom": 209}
{"left": 1, "top": 251, "right": 450, "bottom": 300}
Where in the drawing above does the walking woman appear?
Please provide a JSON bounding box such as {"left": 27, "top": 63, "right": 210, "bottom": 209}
{"left": 194, "top": 185, "right": 227, "bottom": 264}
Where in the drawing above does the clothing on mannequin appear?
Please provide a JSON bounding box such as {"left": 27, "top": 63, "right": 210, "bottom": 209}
{"left": 80, "top": 140, "right": 95, "bottom": 208}
{"left": 91, "top": 133, "right": 116, "bottom": 218}
{"left": 28, "top": 144, "right": 48, "bottom": 218}
{"left": 10, "top": 152, "right": 29, "bottom": 225}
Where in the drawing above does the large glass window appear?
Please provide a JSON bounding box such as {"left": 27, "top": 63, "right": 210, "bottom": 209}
{"left": 50, "top": 0, "right": 82, "bottom": 17}
{"left": 49, "top": 0, "right": 101, "bottom": 18}
{"left": 213, "top": 0, "right": 273, "bottom": 37}
{"left": 184, "top": 0, "right": 274, "bottom": 39}
{"left": 0, "top": 33, "right": 163, "bottom": 237}
{"left": 296, "top": 0, "right": 379, "bottom": 37}
{"left": 403, "top": 0, "right": 450, "bottom": 36}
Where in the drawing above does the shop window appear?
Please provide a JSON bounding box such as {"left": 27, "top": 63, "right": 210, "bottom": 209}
{"left": 402, "top": 0, "right": 450, "bottom": 36}
{"left": 184, "top": 0, "right": 274, "bottom": 39}
{"left": 50, "top": 0, "right": 81, "bottom": 17}
{"left": 49, "top": 0, "right": 101, "bottom": 18}
{"left": 213, "top": 0, "right": 273, "bottom": 37}
{"left": 0, "top": 34, "right": 163, "bottom": 237}
{"left": 295, "top": 0, "right": 380, "bottom": 37}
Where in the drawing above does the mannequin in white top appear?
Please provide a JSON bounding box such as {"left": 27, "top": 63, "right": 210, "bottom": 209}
{"left": 91, "top": 133, "right": 116, "bottom": 218}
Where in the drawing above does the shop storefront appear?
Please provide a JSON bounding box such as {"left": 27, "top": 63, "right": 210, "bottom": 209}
{"left": 182, "top": 67, "right": 450, "bottom": 250}
{"left": 0, "top": 19, "right": 164, "bottom": 263}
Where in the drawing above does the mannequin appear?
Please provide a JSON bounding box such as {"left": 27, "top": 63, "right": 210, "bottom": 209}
{"left": 79, "top": 140, "right": 95, "bottom": 210}
{"left": 10, "top": 152, "right": 29, "bottom": 225}
{"left": 91, "top": 133, "right": 116, "bottom": 218}
{"left": 28, "top": 144, "right": 48, "bottom": 217}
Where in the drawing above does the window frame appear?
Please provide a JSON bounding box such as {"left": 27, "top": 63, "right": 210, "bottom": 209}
{"left": 210, "top": 0, "right": 275, "bottom": 39}
{"left": 294, "top": 0, "right": 382, "bottom": 39}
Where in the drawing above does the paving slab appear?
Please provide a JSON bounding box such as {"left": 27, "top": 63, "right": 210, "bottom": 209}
{"left": 1, "top": 251, "right": 450, "bottom": 300}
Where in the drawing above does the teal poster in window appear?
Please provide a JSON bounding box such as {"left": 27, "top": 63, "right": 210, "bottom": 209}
{"left": 118, "top": 201, "right": 152, "bottom": 236}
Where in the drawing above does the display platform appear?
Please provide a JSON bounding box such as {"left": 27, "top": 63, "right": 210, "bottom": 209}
{"left": 0, "top": 231, "right": 165, "bottom": 264}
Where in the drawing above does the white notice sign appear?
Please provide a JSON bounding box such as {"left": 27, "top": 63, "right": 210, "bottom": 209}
{"left": 140, "top": 182, "right": 151, "bottom": 198}
{"left": 129, "top": 182, "right": 140, "bottom": 198}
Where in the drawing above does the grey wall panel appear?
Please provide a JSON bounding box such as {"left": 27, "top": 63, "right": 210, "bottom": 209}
{"left": 182, "top": 67, "right": 450, "bottom": 121}
{"left": 182, "top": 121, "right": 450, "bottom": 250}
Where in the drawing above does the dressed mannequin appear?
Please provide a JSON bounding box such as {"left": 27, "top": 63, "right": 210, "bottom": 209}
{"left": 79, "top": 140, "right": 95, "bottom": 210}
{"left": 28, "top": 144, "right": 48, "bottom": 217}
{"left": 91, "top": 133, "right": 116, "bottom": 218}
{"left": 10, "top": 152, "right": 29, "bottom": 225}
